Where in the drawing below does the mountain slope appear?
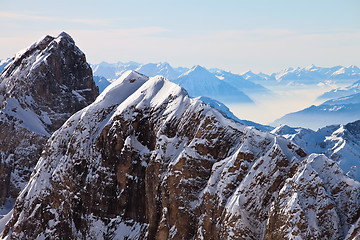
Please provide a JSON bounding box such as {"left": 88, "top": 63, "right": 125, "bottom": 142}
{"left": 0, "top": 32, "right": 98, "bottom": 216}
{"left": 2, "top": 71, "right": 359, "bottom": 240}
{"left": 317, "top": 80, "right": 360, "bottom": 101}
{"left": 174, "top": 65, "right": 254, "bottom": 103}
{"left": 329, "top": 65, "right": 360, "bottom": 80}
{"left": 273, "top": 92, "right": 360, "bottom": 129}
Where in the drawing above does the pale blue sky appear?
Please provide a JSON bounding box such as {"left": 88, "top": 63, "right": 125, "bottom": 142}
{"left": 1, "top": 0, "right": 359, "bottom": 73}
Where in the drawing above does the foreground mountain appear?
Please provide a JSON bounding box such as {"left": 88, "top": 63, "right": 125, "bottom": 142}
{"left": 2, "top": 70, "right": 359, "bottom": 239}
{"left": 273, "top": 92, "right": 360, "bottom": 129}
{"left": 173, "top": 65, "right": 254, "bottom": 103}
{"left": 272, "top": 121, "right": 360, "bottom": 181}
{"left": 0, "top": 32, "right": 98, "bottom": 215}
{"left": 317, "top": 80, "right": 360, "bottom": 101}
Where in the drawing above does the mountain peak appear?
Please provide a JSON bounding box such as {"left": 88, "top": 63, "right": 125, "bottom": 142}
{"left": 305, "top": 64, "right": 317, "bottom": 70}
{"left": 58, "top": 31, "right": 73, "bottom": 40}
{"left": 118, "top": 70, "right": 148, "bottom": 83}
{"left": 0, "top": 32, "right": 98, "bottom": 134}
{"left": 191, "top": 64, "right": 207, "bottom": 71}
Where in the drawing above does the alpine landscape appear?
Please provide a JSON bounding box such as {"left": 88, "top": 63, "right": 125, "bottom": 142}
{"left": 1, "top": 1, "right": 360, "bottom": 239}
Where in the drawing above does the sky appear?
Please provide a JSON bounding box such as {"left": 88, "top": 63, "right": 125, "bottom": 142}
{"left": 0, "top": 0, "right": 360, "bottom": 74}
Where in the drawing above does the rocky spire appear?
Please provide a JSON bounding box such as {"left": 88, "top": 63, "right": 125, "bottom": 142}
{"left": 0, "top": 32, "right": 99, "bottom": 215}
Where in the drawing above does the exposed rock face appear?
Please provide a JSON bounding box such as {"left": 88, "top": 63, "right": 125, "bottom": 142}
{"left": 2, "top": 71, "right": 359, "bottom": 239}
{"left": 0, "top": 32, "right": 98, "bottom": 214}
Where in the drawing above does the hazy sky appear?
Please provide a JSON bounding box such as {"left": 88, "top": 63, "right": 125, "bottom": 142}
{"left": 1, "top": 0, "right": 359, "bottom": 73}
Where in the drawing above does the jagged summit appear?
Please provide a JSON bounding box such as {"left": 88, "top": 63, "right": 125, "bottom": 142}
{"left": 0, "top": 31, "right": 98, "bottom": 134}
{"left": 271, "top": 124, "right": 299, "bottom": 135}
{"left": 58, "top": 31, "right": 73, "bottom": 40}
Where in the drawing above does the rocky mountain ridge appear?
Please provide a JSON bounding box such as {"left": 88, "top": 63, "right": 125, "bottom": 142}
{"left": 271, "top": 120, "right": 360, "bottom": 181}
{"left": 1, "top": 69, "right": 359, "bottom": 239}
{"left": 0, "top": 32, "right": 98, "bottom": 216}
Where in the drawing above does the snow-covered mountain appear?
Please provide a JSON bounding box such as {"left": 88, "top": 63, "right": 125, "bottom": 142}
{"left": 317, "top": 79, "right": 360, "bottom": 101}
{"left": 1, "top": 70, "right": 359, "bottom": 239}
{"left": 273, "top": 92, "right": 360, "bottom": 129}
{"left": 274, "top": 65, "right": 329, "bottom": 84}
{"left": 272, "top": 120, "right": 360, "bottom": 181}
{"left": 329, "top": 65, "right": 360, "bottom": 80}
{"left": 173, "top": 65, "right": 254, "bottom": 103}
{"left": 274, "top": 65, "right": 360, "bottom": 85}
{"left": 0, "top": 32, "right": 98, "bottom": 217}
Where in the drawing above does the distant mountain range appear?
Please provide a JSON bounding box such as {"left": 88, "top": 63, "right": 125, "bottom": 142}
{"left": 91, "top": 61, "right": 187, "bottom": 81}
{"left": 241, "top": 65, "right": 360, "bottom": 86}
{"left": 91, "top": 62, "right": 272, "bottom": 104}
{"left": 91, "top": 61, "right": 360, "bottom": 89}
